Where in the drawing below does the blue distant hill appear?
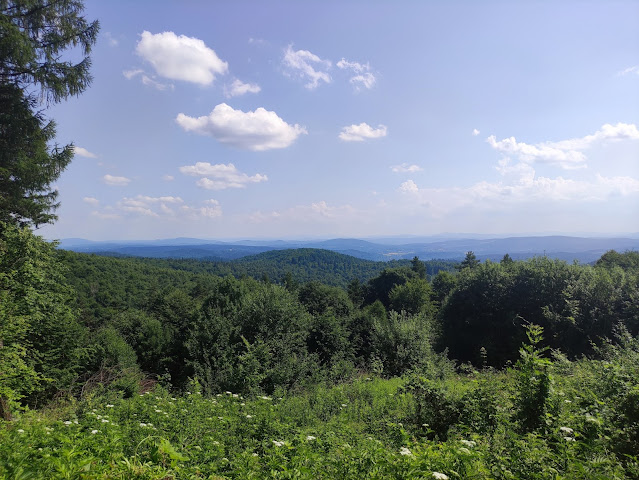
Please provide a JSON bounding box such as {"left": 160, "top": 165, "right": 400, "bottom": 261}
{"left": 57, "top": 235, "right": 639, "bottom": 264}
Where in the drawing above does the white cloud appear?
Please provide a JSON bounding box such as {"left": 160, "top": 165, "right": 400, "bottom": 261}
{"left": 141, "top": 74, "right": 173, "bottom": 91}
{"left": 282, "top": 45, "right": 331, "bottom": 89}
{"left": 104, "top": 32, "right": 119, "bottom": 47}
{"left": 181, "top": 199, "right": 222, "bottom": 219}
{"left": 92, "top": 195, "right": 222, "bottom": 220}
{"left": 617, "top": 65, "right": 639, "bottom": 76}
{"left": 391, "top": 163, "right": 423, "bottom": 173}
{"left": 180, "top": 162, "right": 267, "bottom": 190}
{"left": 118, "top": 195, "right": 183, "bottom": 217}
{"left": 336, "top": 58, "right": 368, "bottom": 73}
{"left": 103, "top": 174, "right": 131, "bottom": 186}
{"left": 339, "top": 123, "right": 387, "bottom": 142}
{"left": 83, "top": 197, "right": 99, "bottom": 206}
{"left": 123, "top": 68, "right": 143, "bottom": 80}
{"left": 399, "top": 180, "right": 419, "bottom": 194}
{"left": 337, "top": 58, "right": 376, "bottom": 90}
{"left": 350, "top": 73, "right": 376, "bottom": 90}
{"left": 163, "top": 175, "right": 175, "bottom": 181}
{"left": 225, "top": 79, "right": 261, "bottom": 98}
{"left": 136, "top": 31, "right": 228, "bottom": 85}
{"left": 487, "top": 123, "right": 639, "bottom": 169}
{"left": 472, "top": 129, "right": 480, "bottom": 136}
{"left": 397, "top": 168, "right": 639, "bottom": 218}
{"left": 176, "top": 103, "right": 307, "bottom": 151}
{"left": 73, "top": 146, "right": 97, "bottom": 158}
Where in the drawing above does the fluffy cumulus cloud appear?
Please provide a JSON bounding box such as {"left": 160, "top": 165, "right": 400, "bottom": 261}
{"left": 83, "top": 196, "right": 99, "bottom": 206}
{"left": 135, "top": 31, "right": 228, "bottom": 85}
{"left": 472, "top": 129, "right": 480, "bottom": 136}
{"left": 282, "top": 45, "right": 331, "bottom": 89}
{"left": 339, "top": 123, "right": 387, "bottom": 142}
{"left": 225, "top": 79, "right": 261, "bottom": 98}
{"left": 179, "top": 162, "right": 267, "bottom": 190}
{"left": 337, "top": 58, "right": 376, "bottom": 90}
{"left": 103, "top": 174, "right": 131, "bottom": 186}
{"left": 391, "top": 163, "right": 423, "bottom": 173}
{"left": 487, "top": 123, "right": 639, "bottom": 169}
{"left": 73, "top": 146, "right": 97, "bottom": 158}
{"left": 176, "top": 103, "right": 307, "bottom": 151}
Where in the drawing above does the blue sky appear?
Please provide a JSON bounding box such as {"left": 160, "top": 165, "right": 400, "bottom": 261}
{"left": 40, "top": 1, "right": 639, "bottom": 241}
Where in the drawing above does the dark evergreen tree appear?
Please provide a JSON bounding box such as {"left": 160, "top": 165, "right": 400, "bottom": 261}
{"left": 0, "top": 0, "right": 99, "bottom": 226}
{"left": 411, "top": 256, "right": 427, "bottom": 279}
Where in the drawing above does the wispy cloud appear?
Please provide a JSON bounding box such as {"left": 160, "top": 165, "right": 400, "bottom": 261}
{"left": 179, "top": 162, "right": 267, "bottom": 190}
{"left": 337, "top": 58, "right": 376, "bottom": 90}
{"left": 391, "top": 163, "right": 423, "bottom": 173}
{"left": 282, "top": 45, "right": 331, "bottom": 89}
{"left": 103, "top": 174, "right": 131, "bottom": 186}
{"left": 617, "top": 65, "right": 639, "bottom": 77}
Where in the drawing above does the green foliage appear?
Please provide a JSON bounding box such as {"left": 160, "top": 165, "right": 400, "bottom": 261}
{"left": 513, "top": 323, "right": 556, "bottom": 433}
{"left": 388, "top": 277, "right": 434, "bottom": 315}
{"left": 0, "top": 223, "right": 86, "bottom": 416}
{"left": 365, "top": 266, "right": 418, "bottom": 308}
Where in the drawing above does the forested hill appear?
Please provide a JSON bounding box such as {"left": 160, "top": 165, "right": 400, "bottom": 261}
{"left": 154, "top": 248, "right": 456, "bottom": 287}
{"left": 59, "top": 248, "right": 458, "bottom": 290}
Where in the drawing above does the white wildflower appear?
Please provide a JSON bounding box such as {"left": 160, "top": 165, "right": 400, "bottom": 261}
{"left": 399, "top": 447, "right": 413, "bottom": 456}
{"left": 246, "top": 415, "right": 253, "bottom": 419}
{"left": 432, "top": 473, "right": 449, "bottom": 480}
{"left": 101, "top": 419, "right": 109, "bottom": 423}
{"left": 306, "top": 435, "right": 317, "bottom": 441}
{"left": 91, "top": 430, "right": 98, "bottom": 434}
{"left": 252, "top": 453, "right": 259, "bottom": 457}
{"left": 564, "top": 436, "right": 576, "bottom": 442}
{"left": 17, "top": 429, "right": 25, "bottom": 434}
{"left": 272, "top": 440, "right": 284, "bottom": 447}
{"left": 139, "top": 423, "right": 147, "bottom": 427}
{"left": 560, "top": 427, "right": 574, "bottom": 435}
{"left": 63, "top": 421, "right": 72, "bottom": 425}
{"left": 106, "top": 404, "right": 114, "bottom": 408}
{"left": 155, "top": 409, "right": 162, "bottom": 413}
{"left": 460, "top": 440, "right": 476, "bottom": 448}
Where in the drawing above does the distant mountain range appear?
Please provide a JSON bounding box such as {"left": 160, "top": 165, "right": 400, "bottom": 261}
{"left": 57, "top": 235, "right": 639, "bottom": 263}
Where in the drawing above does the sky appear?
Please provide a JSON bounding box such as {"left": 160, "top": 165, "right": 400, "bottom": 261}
{"left": 39, "top": 0, "right": 639, "bottom": 241}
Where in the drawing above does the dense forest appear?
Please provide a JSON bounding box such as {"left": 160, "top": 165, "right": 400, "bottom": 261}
{"left": 3, "top": 220, "right": 639, "bottom": 476}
